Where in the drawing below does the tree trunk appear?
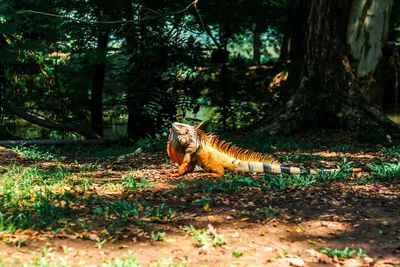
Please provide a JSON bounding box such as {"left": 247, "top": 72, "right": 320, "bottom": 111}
{"left": 279, "top": 0, "right": 305, "bottom": 61}
{"left": 260, "top": 0, "right": 400, "bottom": 137}
{"left": 347, "top": 0, "right": 393, "bottom": 77}
{"left": 91, "top": 29, "right": 109, "bottom": 138}
{"left": 252, "top": 23, "right": 262, "bottom": 64}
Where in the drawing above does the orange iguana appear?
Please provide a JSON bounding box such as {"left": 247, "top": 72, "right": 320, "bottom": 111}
{"left": 167, "top": 122, "right": 363, "bottom": 177}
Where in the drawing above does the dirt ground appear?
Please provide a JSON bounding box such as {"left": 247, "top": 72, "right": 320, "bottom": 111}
{"left": 0, "top": 150, "right": 399, "bottom": 267}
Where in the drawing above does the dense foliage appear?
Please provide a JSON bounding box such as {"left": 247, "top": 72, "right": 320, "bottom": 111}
{"left": 0, "top": 0, "right": 399, "bottom": 140}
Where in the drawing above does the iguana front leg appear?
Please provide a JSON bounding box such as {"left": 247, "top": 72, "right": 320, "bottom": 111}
{"left": 175, "top": 153, "right": 196, "bottom": 176}
{"left": 171, "top": 145, "right": 198, "bottom": 176}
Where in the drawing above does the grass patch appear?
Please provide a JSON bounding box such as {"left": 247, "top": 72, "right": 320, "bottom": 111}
{"left": 0, "top": 165, "right": 74, "bottom": 232}
{"left": 146, "top": 203, "right": 176, "bottom": 220}
{"left": 277, "top": 153, "right": 323, "bottom": 163}
{"left": 184, "top": 225, "right": 226, "bottom": 248}
{"left": 362, "top": 161, "right": 400, "bottom": 182}
{"left": 99, "top": 253, "right": 139, "bottom": 267}
{"left": 150, "top": 231, "right": 166, "bottom": 241}
{"left": 320, "top": 247, "right": 367, "bottom": 258}
{"left": 0, "top": 164, "right": 149, "bottom": 234}
{"left": 232, "top": 251, "right": 244, "bottom": 258}
{"left": 89, "top": 197, "right": 141, "bottom": 223}
{"left": 11, "top": 145, "right": 59, "bottom": 160}
{"left": 10, "top": 142, "right": 159, "bottom": 159}
{"left": 193, "top": 196, "right": 217, "bottom": 207}
{"left": 191, "top": 160, "right": 355, "bottom": 193}
{"left": 120, "top": 175, "right": 153, "bottom": 190}
{"left": 381, "top": 146, "right": 400, "bottom": 158}
{"left": 256, "top": 206, "right": 280, "bottom": 218}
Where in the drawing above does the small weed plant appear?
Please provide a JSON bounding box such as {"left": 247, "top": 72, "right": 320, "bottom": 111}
{"left": 278, "top": 153, "right": 323, "bottom": 163}
{"left": 232, "top": 251, "right": 244, "bottom": 258}
{"left": 150, "top": 231, "right": 166, "bottom": 241}
{"left": 369, "top": 161, "right": 400, "bottom": 181}
{"left": 381, "top": 146, "right": 400, "bottom": 158}
{"left": 11, "top": 145, "right": 58, "bottom": 160}
{"left": 120, "top": 175, "right": 153, "bottom": 190}
{"left": 147, "top": 203, "right": 176, "bottom": 220}
{"left": 257, "top": 206, "right": 280, "bottom": 218}
{"left": 320, "top": 247, "right": 367, "bottom": 258}
{"left": 184, "top": 225, "right": 226, "bottom": 248}
{"left": 99, "top": 252, "right": 139, "bottom": 267}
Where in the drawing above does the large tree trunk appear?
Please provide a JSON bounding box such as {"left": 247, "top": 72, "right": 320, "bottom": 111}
{"left": 261, "top": 0, "right": 399, "bottom": 137}
{"left": 347, "top": 0, "right": 393, "bottom": 77}
{"left": 279, "top": 0, "right": 306, "bottom": 61}
{"left": 90, "top": 28, "right": 109, "bottom": 138}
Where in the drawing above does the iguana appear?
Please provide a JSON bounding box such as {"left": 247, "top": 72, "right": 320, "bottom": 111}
{"left": 167, "top": 122, "right": 363, "bottom": 177}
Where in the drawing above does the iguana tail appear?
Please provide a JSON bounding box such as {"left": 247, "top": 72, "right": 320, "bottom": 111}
{"left": 234, "top": 160, "right": 363, "bottom": 175}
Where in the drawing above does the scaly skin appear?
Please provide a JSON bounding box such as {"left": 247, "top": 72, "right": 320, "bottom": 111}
{"left": 167, "top": 122, "right": 363, "bottom": 177}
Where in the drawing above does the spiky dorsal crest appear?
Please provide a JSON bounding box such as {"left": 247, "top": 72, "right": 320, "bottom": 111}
{"left": 195, "top": 128, "right": 277, "bottom": 163}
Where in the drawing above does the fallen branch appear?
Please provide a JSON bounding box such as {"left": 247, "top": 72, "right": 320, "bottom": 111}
{"left": 0, "top": 100, "right": 100, "bottom": 139}
{"left": 0, "top": 139, "right": 106, "bottom": 146}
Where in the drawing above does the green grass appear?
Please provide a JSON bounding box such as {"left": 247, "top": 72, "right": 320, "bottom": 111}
{"left": 120, "top": 175, "right": 153, "bottom": 190}
{"left": 89, "top": 197, "right": 141, "bottom": 223}
{"left": 146, "top": 203, "right": 176, "bottom": 220}
{"left": 277, "top": 153, "right": 323, "bottom": 163}
{"left": 257, "top": 206, "right": 280, "bottom": 218}
{"left": 15, "top": 144, "right": 132, "bottom": 158}
{"left": 22, "top": 257, "right": 70, "bottom": 267}
{"left": 150, "top": 231, "right": 167, "bottom": 241}
{"left": 190, "top": 159, "right": 355, "bottom": 193}
{"left": 381, "top": 146, "right": 400, "bottom": 158}
{"left": 232, "top": 251, "right": 244, "bottom": 258}
{"left": 193, "top": 196, "right": 217, "bottom": 207}
{"left": 320, "top": 247, "right": 367, "bottom": 258}
{"left": 364, "top": 161, "right": 400, "bottom": 182}
{"left": 12, "top": 145, "right": 60, "bottom": 160}
{"left": 9, "top": 139, "right": 165, "bottom": 160}
{"left": 99, "top": 253, "right": 139, "bottom": 267}
{"left": 0, "top": 164, "right": 151, "bottom": 234}
{"left": 0, "top": 165, "right": 74, "bottom": 232}
{"left": 183, "top": 225, "right": 226, "bottom": 248}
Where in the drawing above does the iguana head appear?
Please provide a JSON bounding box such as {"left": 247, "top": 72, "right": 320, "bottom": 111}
{"left": 169, "top": 122, "right": 199, "bottom": 147}
{"left": 167, "top": 122, "right": 201, "bottom": 165}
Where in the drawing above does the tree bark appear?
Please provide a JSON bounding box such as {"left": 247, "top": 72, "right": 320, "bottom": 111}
{"left": 260, "top": 0, "right": 400, "bottom": 137}
{"left": 91, "top": 28, "right": 109, "bottom": 138}
{"left": 279, "top": 0, "right": 305, "bottom": 61}
{"left": 347, "top": 0, "right": 393, "bottom": 76}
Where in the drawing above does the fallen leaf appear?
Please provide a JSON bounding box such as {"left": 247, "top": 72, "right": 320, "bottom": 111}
{"left": 203, "top": 203, "right": 211, "bottom": 212}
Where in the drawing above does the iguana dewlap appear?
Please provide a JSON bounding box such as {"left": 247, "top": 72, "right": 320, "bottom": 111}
{"left": 167, "top": 122, "right": 362, "bottom": 177}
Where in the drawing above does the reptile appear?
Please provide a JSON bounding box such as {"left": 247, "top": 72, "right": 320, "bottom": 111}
{"left": 167, "top": 122, "right": 363, "bottom": 177}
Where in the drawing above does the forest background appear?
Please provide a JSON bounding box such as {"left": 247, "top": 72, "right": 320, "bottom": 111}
{"left": 1, "top": 0, "right": 399, "bottom": 142}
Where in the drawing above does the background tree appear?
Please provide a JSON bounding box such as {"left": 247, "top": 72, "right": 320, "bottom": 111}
{"left": 259, "top": 0, "right": 399, "bottom": 138}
